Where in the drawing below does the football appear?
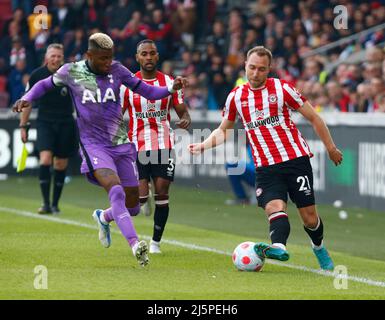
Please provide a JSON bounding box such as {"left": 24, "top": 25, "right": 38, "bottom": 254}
{"left": 232, "top": 241, "right": 265, "bottom": 272}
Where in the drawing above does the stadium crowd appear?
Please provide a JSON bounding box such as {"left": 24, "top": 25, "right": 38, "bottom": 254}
{"left": 0, "top": 0, "right": 384, "bottom": 112}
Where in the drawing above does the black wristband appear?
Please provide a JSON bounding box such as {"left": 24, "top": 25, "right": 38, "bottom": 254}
{"left": 19, "top": 122, "right": 31, "bottom": 129}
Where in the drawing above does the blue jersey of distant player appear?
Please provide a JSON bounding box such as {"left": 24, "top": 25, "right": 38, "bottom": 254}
{"left": 52, "top": 60, "right": 140, "bottom": 147}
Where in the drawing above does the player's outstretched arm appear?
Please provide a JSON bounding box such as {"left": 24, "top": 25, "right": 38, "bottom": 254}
{"left": 12, "top": 99, "right": 32, "bottom": 113}
{"left": 188, "top": 118, "right": 235, "bottom": 155}
{"left": 298, "top": 101, "right": 343, "bottom": 166}
{"left": 19, "top": 104, "right": 33, "bottom": 143}
{"left": 12, "top": 77, "right": 55, "bottom": 113}
{"left": 134, "top": 76, "right": 188, "bottom": 100}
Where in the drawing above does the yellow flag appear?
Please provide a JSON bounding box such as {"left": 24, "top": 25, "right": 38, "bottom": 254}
{"left": 16, "top": 144, "right": 29, "bottom": 173}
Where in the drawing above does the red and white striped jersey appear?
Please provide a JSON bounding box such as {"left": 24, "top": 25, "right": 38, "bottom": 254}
{"left": 122, "top": 71, "right": 184, "bottom": 151}
{"left": 223, "top": 78, "right": 312, "bottom": 168}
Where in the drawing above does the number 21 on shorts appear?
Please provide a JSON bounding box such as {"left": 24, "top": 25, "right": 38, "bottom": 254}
{"left": 297, "top": 175, "right": 311, "bottom": 191}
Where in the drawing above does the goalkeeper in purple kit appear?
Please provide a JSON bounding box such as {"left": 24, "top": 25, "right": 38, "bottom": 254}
{"left": 13, "top": 33, "right": 188, "bottom": 267}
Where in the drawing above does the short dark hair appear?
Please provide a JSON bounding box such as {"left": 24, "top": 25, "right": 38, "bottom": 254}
{"left": 136, "top": 39, "right": 156, "bottom": 52}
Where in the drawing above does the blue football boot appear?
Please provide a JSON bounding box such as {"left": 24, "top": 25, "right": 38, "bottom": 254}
{"left": 254, "top": 242, "right": 290, "bottom": 261}
{"left": 92, "top": 209, "right": 111, "bottom": 248}
{"left": 313, "top": 246, "right": 334, "bottom": 270}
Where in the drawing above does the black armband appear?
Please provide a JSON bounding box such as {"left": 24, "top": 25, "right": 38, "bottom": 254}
{"left": 19, "top": 122, "right": 31, "bottom": 130}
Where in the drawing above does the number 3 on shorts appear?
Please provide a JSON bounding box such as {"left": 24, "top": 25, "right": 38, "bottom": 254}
{"left": 167, "top": 158, "right": 175, "bottom": 173}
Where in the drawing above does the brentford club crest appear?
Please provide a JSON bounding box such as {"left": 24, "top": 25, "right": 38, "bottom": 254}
{"left": 268, "top": 94, "right": 277, "bottom": 104}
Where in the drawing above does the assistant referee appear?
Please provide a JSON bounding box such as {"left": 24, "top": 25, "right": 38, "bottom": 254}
{"left": 19, "top": 43, "right": 78, "bottom": 214}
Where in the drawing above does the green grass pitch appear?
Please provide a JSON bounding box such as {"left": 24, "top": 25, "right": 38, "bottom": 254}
{"left": 1, "top": 176, "right": 384, "bottom": 299}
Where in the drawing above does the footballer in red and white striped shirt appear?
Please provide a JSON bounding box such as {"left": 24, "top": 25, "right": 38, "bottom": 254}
{"left": 122, "top": 40, "right": 191, "bottom": 254}
{"left": 222, "top": 78, "right": 312, "bottom": 167}
{"left": 189, "top": 46, "right": 342, "bottom": 271}
{"left": 122, "top": 70, "right": 184, "bottom": 152}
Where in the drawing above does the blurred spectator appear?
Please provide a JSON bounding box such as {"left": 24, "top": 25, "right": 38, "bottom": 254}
{"left": 357, "top": 83, "right": 376, "bottom": 112}
{"left": 243, "top": 28, "right": 260, "bottom": 53}
{"left": 248, "top": 14, "right": 265, "bottom": 35}
{"left": 1, "top": 21, "right": 23, "bottom": 59}
{"left": 34, "top": 29, "right": 51, "bottom": 64}
{"left": 226, "top": 8, "right": 245, "bottom": 59}
{"left": 249, "top": 0, "right": 275, "bottom": 17}
{"left": 176, "top": 0, "right": 197, "bottom": 50}
{"left": 51, "top": 0, "right": 77, "bottom": 41}
{"left": 8, "top": 59, "right": 29, "bottom": 104}
{"left": 120, "top": 10, "right": 143, "bottom": 39}
{"left": 205, "top": 20, "right": 227, "bottom": 56}
{"left": 83, "top": 0, "right": 106, "bottom": 31}
{"left": 120, "top": 11, "right": 146, "bottom": 69}
{"left": 184, "top": 73, "right": 206, "bottom": 110}
{"left": 2, "top": 7, "right": 29, "bottom": 38}
{"left": 10, "top": 36, "right": 26, "bottom": 67}
{"left": 107, "top": 0, "right": 138, "bottom": 35}
{"left": 363, "top": 62, "right": 382, "bottom": 81}
{"left": 285, "top": 53, "right": 302, "bottom": 81}
{"left": 304, "top": 59, "right": 324, "bottom": 83}
{"left": 65, "top": 28, "right": 87, "bottom": 62}
{"left": 383, "top": 59, "right": 385, "bottom": 82}
{"left": 180, "top": 50, "right": 195, "bottom": 76}
{"left": 11, "top": 0, "right": 33, "bottom": 15}
{"left": 310, "top": 82, "right": 329, "bottom": 111}
{"left": 325, "top": 81, "right": 350, "bottom": 112}
{"left": 263, "top": 12, "right": 277, "bottom": 39}
{"left": 366, "top": 46, "right": 384, "bottom": 64}
{"left": 208, "top": 71, "right": 231, "bottom": 109}
{"left": 296, "top": 34, "right": 311, "bottom": 56}
{"left": 161, "top": 60, "right": 174, "bottom": 75}
{"left": 371, "top": 77, "right": 385, "bottom": 105}
{"left": 141, "top": 8, "right": 172, "bottom": 62}
{"left": 0, "top": 58, "right": 9, "bottom": 76}
{"left": 191, "top": 50, "right": 206, "bottom": 75}
{"left": 376, "top": 94, "right": 385, "bottom": 113}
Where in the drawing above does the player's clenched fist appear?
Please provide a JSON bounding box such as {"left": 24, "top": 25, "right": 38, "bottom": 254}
{"left": 188, "top": 143, "right": 203, "bottom": 155}
{"left": 12, "top": 100, "right": 31, "bottom": 113}
{"left": 172, "top": 76, "right": 188, "bottom": 91}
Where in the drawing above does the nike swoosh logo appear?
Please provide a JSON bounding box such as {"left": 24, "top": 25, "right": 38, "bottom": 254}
{"left": 74, "top": 79, "right": 82, "bottom": 84}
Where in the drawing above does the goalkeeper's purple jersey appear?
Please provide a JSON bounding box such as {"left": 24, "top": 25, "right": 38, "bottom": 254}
{"left": 52, "top": 60, "right": 141, "bottom": 147}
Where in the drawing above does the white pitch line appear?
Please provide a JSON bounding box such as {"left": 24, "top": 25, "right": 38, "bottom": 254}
{"left": 1, "top": 206, "right": 385, "bottom": 289}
